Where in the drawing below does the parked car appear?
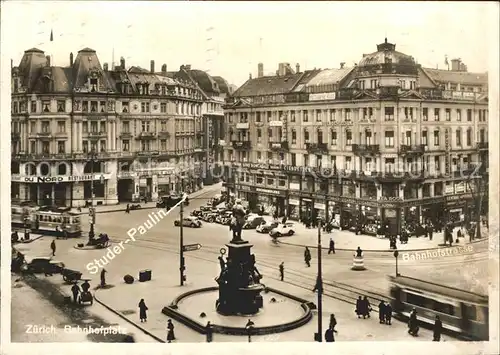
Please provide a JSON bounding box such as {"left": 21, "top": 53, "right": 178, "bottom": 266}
{"left": 21, "top": 257, "right": 65, "bottom": 274}
{"left": 191, "top": 209, "right": 203, "bottom": 217}
{"left": 243, "top": 215, "right": 267, "bottom": 229}
{"left": 269, "top": 222, "right": 296, "bottom": 237}
{"left": 201, "top": 212, "right": 217, "bottom": 223}
{"left": 256, "top": 221, "right": 279, "bottom": 234}
{"left": 174, "top": 216, "right": 202, "bottom": 228}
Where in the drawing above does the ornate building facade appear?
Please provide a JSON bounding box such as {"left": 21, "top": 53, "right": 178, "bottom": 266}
{"left": 223, "top": 39, "right": 489, "bottom": 234}
{"left": 11, "top": 47, "right": 230, "bottom": 207}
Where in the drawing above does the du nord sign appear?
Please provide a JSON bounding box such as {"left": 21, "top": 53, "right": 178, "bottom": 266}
{"left": 182, "top": 243, "right": 202, "bottom": 252}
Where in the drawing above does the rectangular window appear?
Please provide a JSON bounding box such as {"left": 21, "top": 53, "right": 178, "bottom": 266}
{"left": 291, "top": 130, "right": 297, "bottom": 144}
{"left": 57, "top": 100, "right": 65, "bottom": 112}
{"left": 267, "top": 178, "right": 275, "bottom": 185}
{"left": 316, "top": 109, "right": 322, "bottom": 122}
{"left": 385, "top": 131, "right": 394, "bottom": 147}
{"left": 141, "top": 102, "right": 150, "bottom": 113}
{"left": 467, "top": 109, "right": 472, "bottom": 121}
{"left": 256, "top": 177, "right": 263, "bottom": 184}
{"left": 42, "top": 141, "right": 50, "bottom": 154}
{"left": 160, "top": 102, "right": 167, "bottom": 113}
{"left": 42, "top": 101, "right": 51, "bottom": 112}
{"left": 434, "top": 108, "right": 440, "bottom": 121}
{"left": 141, "top": 121, "right": 150, "bottom": 132}
{"left": 456, "top": 130, "right": 462, "bottom": 146}
{"left": 30, "top": 122, "right": 35, "bottom": 133}
{"left": 267, "top": 111, "right": 272, "bottom": 122}
{"left": 30, "top": 141, "right": 36, "bottom": 154}
{"left": 345, "top": 109, "right": 351, "bottom": 121}
{"left": 100, "top": 140, "right": 106, "bottom": 151}
{"left": 345, "top": 156, "right": 351, "bottom": 170}
{"left": 41, "top": 121, "right": 50, "bottom": 133}
{"left": 405, "top": 131, "right": 412, "bottom": 145}
{"left": 257, "top": 129, "right": 262, "bottom": 143}
{"left": 445, "top": 108, "right": 451, "bottom": 121}
{"left": 123, "top": 121, "right": 130, "bottom": 133}
{"left": 331, "top": 131, "right": 337, "bottom": 146}
{"left": 90, "top": 101, "right": 98, "bottom": 112}
{"left": 457, "top": 109, "right": 462, "bottom": 121}
{"left": 466, "top": 130, "right": 472, "bottom": 146}
{"left": 100, "top": 121, "right": 106, "bottom": 133}
{"left": 161, "top": 139, "right": 167, "bottom": 150}
{"left": 268, "top": 128, "right": 273, "bottom": 140}
{"left": 346, "top": 130, "right": 352, "bottom": 145}
{"left": 31, "top": 101, "right": 37, "bottom": 113}
{"left": 291, "top": 153, "right": 296, "bottom": 166}
{"left": 57, "top": 121, "right": 65, "bottom": 133}
{"left": 90, "top": 122, "right": 98, "bottom": 133}
{"left": 329, "top": 109, "right": 335, "bottom": 122}
{"left": 100, "top": 101, "right": 106, "bottom": 113}
{"left": 330, "top": 155, "right": 336, "bottom": 168}
{"left": 422, "top": 107, "right": 428, "bottom": 121}
{"left": 256, "top": 112, "right": 261, "bottom": 122}
{"left": 57, "top": 141, "right": 65, "bottom": 153}
{"left": 290, "top": 111, "right": 295, "bottom": 122}
{"left": 122, "top": 102, "right": 129, "bottom": 113}
{"left": 304, "top": 130, "right": 310, "bottom": 142}
{"left": 421, "top": 131, "right": 428, "bottom": 145}
{"left": 433, "top": 130, "right": 440, "bottom": 146}
{"left": 384, "top": 107, "right": 394, "bottom": 121}
{"left": 160, "top": 121, "right": 167, "bottom": 131}
{"left": 385, "top": 158, "right": 395, "bottom": 173}
{"left": 302, "top": 110, "right": 308, "bottom": 122}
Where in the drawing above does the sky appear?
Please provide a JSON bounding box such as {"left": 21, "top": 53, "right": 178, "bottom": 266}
{"left": 1, "top": 1, "right": 496, "bottom": 87}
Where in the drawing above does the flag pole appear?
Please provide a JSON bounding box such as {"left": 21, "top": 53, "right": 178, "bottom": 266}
{"left": 50, "top": 29, "right": 54, "bottom": 66}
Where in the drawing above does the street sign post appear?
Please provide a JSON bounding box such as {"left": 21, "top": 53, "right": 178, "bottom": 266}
{"left": 183, "top": 243, "right": 202, "bottom": 252}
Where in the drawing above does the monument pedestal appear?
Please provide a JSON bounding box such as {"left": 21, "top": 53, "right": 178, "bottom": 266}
{"left": 216, "top": 239, "right": 265, "bottom": 315}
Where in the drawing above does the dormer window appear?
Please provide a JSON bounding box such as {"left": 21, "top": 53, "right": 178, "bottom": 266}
{"left": 42, "top": 101, "right": 50, "bottom": 112}
{"left": 82, "top": 101, "right": 89, "bottom": 112}
{"left": 90, "top": 78, "right": 98, "bottom": 92}
{"left": 100, "top": 101, "right": 106, "bottom": 112}
{"left": 161, "top": 85, "right": 166, "bottom": 95}
{"left": 90, "top": 101, "right": 98, "bottom": 112}
{"left": 137, "top": 84, "right": 143, "bottom": 95}
{"left": 43, "top": 76, "right": 51, "bottom": 92}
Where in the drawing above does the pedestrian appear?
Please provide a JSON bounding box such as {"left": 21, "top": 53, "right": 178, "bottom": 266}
{"left": 100, "top": 268, "right": 107, "bottom": 288}
{"left": 355, "top": 296, "right": 363, "bottom": 318}
{"left": 71, "top": 282, "right": 80, "bottom": 303}
{"left": 433, "top": 315, "right": 442, "bottom": 341}
{"left": 166, "top": 319, "right": 175, "bottom": 342}
{"left": 50, "top": 240, "right": 56, "bottom": 256}
{"left": 138, "top": 299, "right": 148, "bottom": 322}
{"left": 428, "top": 224, "right": 433, "bottom": 241}
{"left": 362, "top": 296, "right": 372, "bottom": 318}
{"left": 206, "top": 321, "right": 213, "bottom": 343}
{"left": 279, "top": 262, "right": 284, "bottom": 281}
{"left": 328, "top": 238, "right": 335, "bottom": 254}
{"left": 378, "top": 301, "right": 386, "bottom": 324}
{"left": 324, "top": 326, "right": 335, "bottom": 342}
{"left": 126, "top": 204, "right": 130, "bottom": 214}
{"left": 384, "top": 302, "right": 392, "bottom": 325}
{"left": 312, "top": 275, "right": 322, "bottom": 293}
{"left": 329, "top": 314, "right": 338, "bottom": 333}
{"left": 304, "top": 247, "right": 311, "bottom": 267}
{"left": 281, "top": 216, "right": 287, "bottom": 224}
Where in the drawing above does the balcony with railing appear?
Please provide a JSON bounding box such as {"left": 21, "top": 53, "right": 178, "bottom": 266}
{"left": 305, "top": 142, "right": 328, "bottom": 154}
{"left": 119, "top": 131, "right": 133, "bottom": 139}
{"left": 87, "top": 131, "right": 107, "bottom": 139}
{"left": 352, "top": 144, "right": 380, "bottom": 156}
{"left": 477, "top": 142, "right": 489, "bottom": 150}
{"left": 135, "top": 131, "right": 157, "bottom": 140}
{"left": 399, "top": 144, "right": 426, "bottom": 156}
{"left": 232, "top": 140, "right": 252, "bottom": 150}
{"left": 236, "top": 122, "right": 250, "bottom": 130}
{"left": 36, "top": 131, "right": 52, "bottom": 138}
{"left": 268, "top": 141, "right": 289, "bottom": 151}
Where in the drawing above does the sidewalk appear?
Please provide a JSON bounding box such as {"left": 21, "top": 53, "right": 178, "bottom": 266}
{"left": 74, "top": 183, "right": 223, "bottom": 215}
{"left": 281, "top": 223, "right": 488, "bottom": 252}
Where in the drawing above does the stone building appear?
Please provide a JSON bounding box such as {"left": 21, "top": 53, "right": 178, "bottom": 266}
{"left": 11, "top": 47, "right": 230, "bottom": 207}
{"left": 223, "top": 39, "right": 488, "bottom": 234}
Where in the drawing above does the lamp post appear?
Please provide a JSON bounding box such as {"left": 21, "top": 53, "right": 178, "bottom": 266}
{"left": 316, "top": 217, "right": 323, "bottom": 342}
{"left": 180, "top": 198, "right": 186, "bottom": 286}
{"left": 393, "top": 250, "right": 400, "bottom": 276}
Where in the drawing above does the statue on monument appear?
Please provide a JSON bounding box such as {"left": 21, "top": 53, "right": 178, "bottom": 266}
{"left": 230, "top": 199, "right": 246, "bottom": 243}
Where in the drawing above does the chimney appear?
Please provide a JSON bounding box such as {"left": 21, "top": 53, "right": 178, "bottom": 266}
{"left": 46, "top": 55, "right": 51, "bottom": 67}
{"left": 278, "top": 63, "right": 286, "bottom": 76}
{"left": 70, "top": 52, "right": 74, "bottom": 66}
{"left": 150, "top": 60, "right": 155, "bottom": 73}
{"left": 249, "top": 73, "right": 252, "bottom": 79}
{"left": 340, "top": 62, "right": 345, "bottom": 69}
{"left": 120, "top": 57, "right": 125, "bottom": 69}
{"left": 296, "top": 63, "right": 300, "bottom": 73}
{"left": 451, "top": 58, "right": 461, "bottom": 71}
{"left": 161, "top": 64, "right": 167, "bottom": 73}
{"left": 460, "top": 63, "right": 467, "bottom": 72}
{"left": 184, "top": 64, "right": 191, "bottom": 70}
{"left": 103, "top": 63, "right": 108, "bottom": 71}
{"left": 258, "top": 63, "right": 264, "bottom": 78}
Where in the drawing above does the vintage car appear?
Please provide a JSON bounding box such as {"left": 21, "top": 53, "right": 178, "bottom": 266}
{"left": 269, "top": 222, "right": 296, "bottom": 237}
{"left": 201, "top": 211, "right": 217, "bottom": 223}
{"left": 174, "top": 216, "right": 202, "bottom": 228}
{"left": 21, "top": 257, "right": 65, "bottom": 274}
{"left": 256, "top": 220, "right": 279, "bottom": 234}
{"left": 243, "top": 215, "right": 268, "bottom": 229}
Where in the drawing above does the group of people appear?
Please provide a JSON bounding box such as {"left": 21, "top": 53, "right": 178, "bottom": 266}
{"left": 378, "top": 301, "right": 393, "bottom": 325}
{"left": 355, "top": 296, "right": 372, "bottom": 319}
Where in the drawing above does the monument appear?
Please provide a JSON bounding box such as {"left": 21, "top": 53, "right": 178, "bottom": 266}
{"left": 215, "top": 200, "right": 265, "bottom": 315}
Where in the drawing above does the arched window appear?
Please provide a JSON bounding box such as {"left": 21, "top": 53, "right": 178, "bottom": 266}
{"left": 57, "top": 163, "right": 67, "bottom": 175}
{"left": 39, "top": 163, "right": 50, "bottom": 176}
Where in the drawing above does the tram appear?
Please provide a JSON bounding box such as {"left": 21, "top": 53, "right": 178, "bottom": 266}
{"left": 12, "top": 205, "right": 82, "bottom": 237}
{"left": 389, "top": 275, "right": 489, "bottom": 340}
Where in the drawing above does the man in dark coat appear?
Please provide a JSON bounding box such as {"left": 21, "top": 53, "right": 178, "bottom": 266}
{"left": 138, "top": 299, "right": 148, "bottom": 322}
{"left": 433, "top": 315, "right": 442, "bottom": 341}
{"left": 100, "top": 268, "right": 107, "bottom": 288}
{"left": 71, "top": 283, "right": 80, "bottom": 303}
{"left": 378, "top": 301, "right": 386, "bottom": 324}
{"left": 312, "top": 275, "right": 322, "bottom": 293}
{"left": 279, "top": 262, "right": 284, "bottom": 281}
{"left": 355, "top": 296, "right": 363, "bottom": 318}
{"left": 329, "top": 314, "right": 338, "bottom": 333}
{"left": 362, "top": 296, "right": 371, "bottom": 318}
{"left": 324, "top": 326, "right": 335, "bottom": 342}
{"left": 205, "top": 321, "right": 213, "bottom": 343}
{"left": 304, "top": 247, "right": 311, "bottom": 267}
{"left": 50, "top": 240, "right": 56, "bottom": 256}
{"left": 328, "top": 238, "right": 335, "bottom": 254}
{"left": 355, "top": 246, "right": 363, "bottom": 258}
{"left": 166, "top": 319, "right": 175, "bottom": 342}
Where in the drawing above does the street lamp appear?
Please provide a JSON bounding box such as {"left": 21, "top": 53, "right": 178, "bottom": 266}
{"left": 315, "top": 217, "right": 323, "bottom": 342}
{"left": 393, "top": 250, "right": 400, "bottom": 276}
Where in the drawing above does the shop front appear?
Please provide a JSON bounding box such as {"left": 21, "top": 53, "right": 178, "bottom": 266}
{"left": 314, "top": 199, "right": 326, "bottom": 220}
{"left": 446, "top": 193, "right": 472, "bottom": 225}
{"left": 326, "top": 200, "right": 341, "bottom": 227}
{"left": 157, "top": 175, "right": 173, "bottom": 196}
{"left": 288, "top": 196, "right": 300, "bottom": 220}
{"left": 338, "top": 197, "right": 361, "bottom": 230}
{"left": 236, "top": 184, "right": 258, "bottom": 210}
{"left": 300, "top": 197, "right": 313, "bottom": 222}
{"left": 254, "top": 186, "right": 287, "bottom": 217}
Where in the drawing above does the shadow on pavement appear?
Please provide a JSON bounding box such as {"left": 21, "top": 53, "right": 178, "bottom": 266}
{"left": 18, "top": 274, "right": 133, "bottom": 342}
